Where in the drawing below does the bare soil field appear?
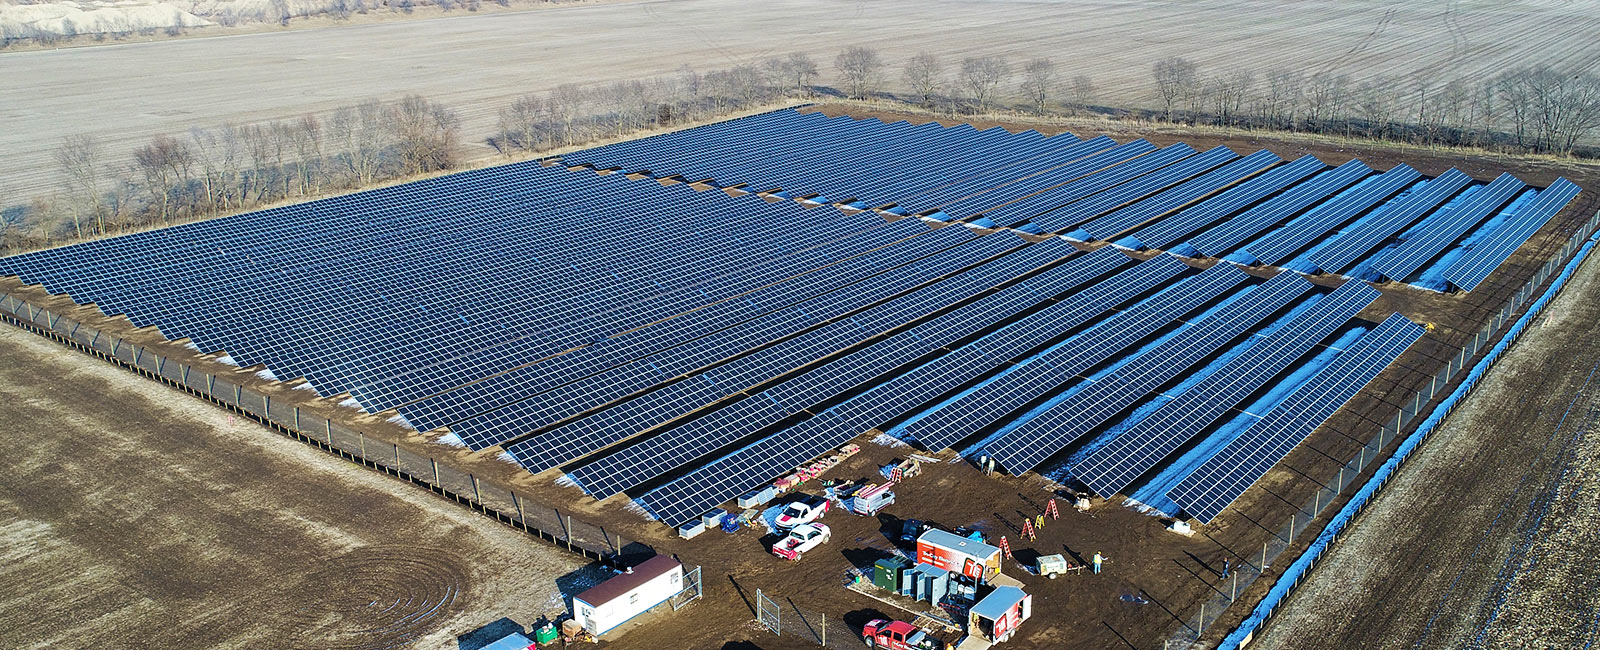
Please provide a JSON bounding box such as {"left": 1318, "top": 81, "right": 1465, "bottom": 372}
{"left": 0, "top": 324, "right": 605, "bottom": 649}
{"left": 1248, "top": 208, "right": 1600, "bottom": 648}
{"left": 3, "top": 0, "right": 1599, "bottom": 197}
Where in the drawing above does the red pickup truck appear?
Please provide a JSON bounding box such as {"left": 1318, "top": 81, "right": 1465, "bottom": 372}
{"left": 863, "top": 619, "right": 945, "bottom": 650}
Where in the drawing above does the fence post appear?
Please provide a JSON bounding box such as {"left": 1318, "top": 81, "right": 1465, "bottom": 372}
{"left": 472, "top": 474, "right": 482, "bottom": 505}
{"left": 567, "top": 515, "right": 574, "bottom": 551}
{"left": 431, "top": 458, "right": 440, "bottom": 486}
{"left": 359, "top": 432, "right": 366, "bottom": 461}
{"left": 821, "top": 611, "right": 826, "bottom": 645}
{"left": 393, "top": 443, "right": 400, "bottom": 471}
{"left": 513, "top": 490, "right": 525, "bottom": 523}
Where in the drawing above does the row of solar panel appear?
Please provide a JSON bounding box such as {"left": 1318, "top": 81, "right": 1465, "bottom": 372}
{"left": 568, "top": 111, "right": 1580, "bottom": 298}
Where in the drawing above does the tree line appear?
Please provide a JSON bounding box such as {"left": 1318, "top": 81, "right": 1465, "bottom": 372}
{"left": 6, "top": 46, "right": 1598, "bottom": 255}
{"left": 4, "top": 95, "right": 460, "bottom": 253}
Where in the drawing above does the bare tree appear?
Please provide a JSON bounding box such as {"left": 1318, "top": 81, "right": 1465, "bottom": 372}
{"left": 53, "top": 134, "right": 105, "bottom": 238}
{"left": 1208, "top": 68, "right": 1255, "bottom": 127}
{"left": 1152, "top": 56, "right": 1199, "bottom": 121}
{"left": 729, "top": 64, "right": 766, "bottom": 107}
{"left": 1355, "top": 76, "right": 1398, "bottom": 139}
{"left": 388, "top": 95, "right": 460, "bottom": 175}
{"left": 1071, "top": 74, "right": 1095, "bottom": 112}
{"left": 288, "top": 115, "right": 323, "bottom": 196}
{"left": 903, "top": 52, "right": 944, "bottom": 109}
{"left": 834, "top": 45, "right": 884, "bottom": 100}
{"left": 1018, "top": 58, "right": 1058, "bottom": 114}
{"left": 1502, "top": 67, "right": 1600, "bottom": 154}
{"left": 330, "top": 99, "right": 387, "bottom": 185}
{"left": 133, "top": 133, "right": 191, "bottom": 223}
{"left": 961, "top": 55, "right": 1011, "bottom": 113}
{"left": 497, "top": 94, "right": 546, "bottom": 154}
{"left": 1303, "top": 72, "right": 1349, "bottom": 132}
{"left": 783, "top": 52, "right": 819, "bottom": 97}
{"left": 1259, "top": 68, "right": 1305, "bottom": 129}
{"left": 547, "top": 84, "right": 588, "bottom": 146}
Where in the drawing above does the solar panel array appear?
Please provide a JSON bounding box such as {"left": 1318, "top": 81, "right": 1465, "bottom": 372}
{"left": 0, "top": 108, "right": 1578, "bottom": 529}
{"left": 1372, "top": 172, "right": 1527, "bottom": 281}
{"left": 1166, "top": 313, "right": 1426, "bottom": 522}
{"left": 986, "top": 270, "right": 1316, "bottom": 474}
{"left": 1444, "top": 178, "right": 1581, "bottom": 290}
{"left": 1074, "top": 280, "right": 1382, "bottom": 497}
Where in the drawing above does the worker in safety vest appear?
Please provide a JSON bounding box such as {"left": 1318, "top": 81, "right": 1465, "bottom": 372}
{"left": 1093, "top": 552, "right": 1106, "bottom": 574}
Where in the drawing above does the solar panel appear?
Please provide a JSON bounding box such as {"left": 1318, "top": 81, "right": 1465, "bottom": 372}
{"left": 986, "top": 270, "right": 1315, "bottom": 474}
{"left": 1028, "top": 146, "right": 1239, "bottom": 233}
{"left": 640, "top": 408, "right": 856, "bottom": 527}
{"left": 1127, "top": 155, "right": 1327, "bottom": 251}
{"left": 1074, "top": 279, "right": 1381, "bottom": 497}
{"left": 568, "top": 244, "right": 1135, "bottom": 498}
{"left": 903, "top": 259, "right": 1250, "bottom": 451}
{"left": 1077, "top": 149, "right": 1283, "bottom": 242}
{"left": 1308, "top": 168, "right": 1475, "bottom": 273}
{"left": 1166, "top": 313, "right": 1425, "bottom": 522}
{"left": 940, "top": 140, "right": 1162, "bottom": 221}
{"left": 1372, "top": 172, "right": 1527, "bottom": 282}
{"left": 1186, "top": 159, "right": 1373, "bottom": 257}
{"left": 1444, "top": 178, "right": 1582, "bottom": 291}
{"left": 1238, "top": 164, "right": 1421, "bottom": 266}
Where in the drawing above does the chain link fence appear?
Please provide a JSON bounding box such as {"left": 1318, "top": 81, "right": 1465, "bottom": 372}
{"left": 754, "top": 589, "right": 863, "bottom": 649}
{"left": 1164, "top": 209, "right": 1600, "bottom": 648}
{"left": 0, "top": 297, "right": 645, "bottom": 569}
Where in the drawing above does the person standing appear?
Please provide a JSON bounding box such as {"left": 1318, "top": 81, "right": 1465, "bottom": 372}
{"left": 1093, "top": 552, "right": 1106, "bottom": 574}
{"left": 1220, "top": 559, "right": 1230, "bottom": 580}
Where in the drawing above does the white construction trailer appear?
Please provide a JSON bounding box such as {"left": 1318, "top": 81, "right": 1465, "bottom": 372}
{"left": 571, "top": 555, "right": 684, "bottom": 637}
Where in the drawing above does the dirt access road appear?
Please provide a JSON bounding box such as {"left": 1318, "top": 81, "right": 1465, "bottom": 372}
{"left": 1251, "top": 225, "right": 1600, "bottom": 647}
{"left": 4, "top": 0, "right": 1598, "bottom": 197}
{"left": 0, "top": 324, "right": 602, "bottom": 649}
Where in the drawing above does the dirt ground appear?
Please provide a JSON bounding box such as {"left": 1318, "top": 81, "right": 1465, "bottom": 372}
{"left": 0, "top": 324, "right": 607, "bottom": 650}
{"left": 5, "top": 0, "right": 1598, "bottom": 197}
{"left": 1246, "top": 195, "right": 1600, "bottom": 648}
{"left": 3, "top": 111, "right": 1599, "bottom": 649}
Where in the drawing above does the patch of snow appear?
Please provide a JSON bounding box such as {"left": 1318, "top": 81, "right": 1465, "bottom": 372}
{"left": 337, "top": 395, "right": 361, "bottom": 409}
{"left": 553, "top": 473, "right": 579, "bottom": 488}
{"left": 214, "top": 355, "right": 237, "bottom": 366}
{"left": 623, "top": 499, "right": 657, "bottom": 521}
{"left": 292, "top": 380, "right": 319, "bottom": 392}
{"left": 255, "top": 368, "right": 278, "bottom": 380}
{"left": 1, "top": 1, "right": 211, "bottom": 38}
{"left": 434, "top": 431, "right": 465, "bottom": 447}
{"left": 872, "top": 432, "right": 907, "bottom": 448}
{"left": 496, "top": 450, "right": 520, "bottom": 465}
{"left": 386, "top": 413, "right": 415, "bottom": 429}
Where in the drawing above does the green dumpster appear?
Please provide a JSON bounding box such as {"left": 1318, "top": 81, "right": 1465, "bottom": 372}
{"left": 874, "top": 556, "right": 911, "bottom": 592}
{"left": 533, "top": 622, "right": 558, "bottom": 646}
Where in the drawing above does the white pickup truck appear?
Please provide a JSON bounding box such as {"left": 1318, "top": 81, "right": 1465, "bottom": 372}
{"left": 774, "top": 495, "right": 829, "bottom": 530}
{"left": 771, "top": 523, "right": 831, "bottom": 560}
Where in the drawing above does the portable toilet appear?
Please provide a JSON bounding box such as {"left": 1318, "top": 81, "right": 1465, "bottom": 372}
{"left": 874, "top": 556, "right": 911, "bottom": 593}
{"left": 969, "top": 585, "right": 1033, "bottom": 644}
{"left": 909, "top": 562, "right": 951, "bottom": 604}
{"left": 571, "top": 555, "right": 684, "bottom": 637}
